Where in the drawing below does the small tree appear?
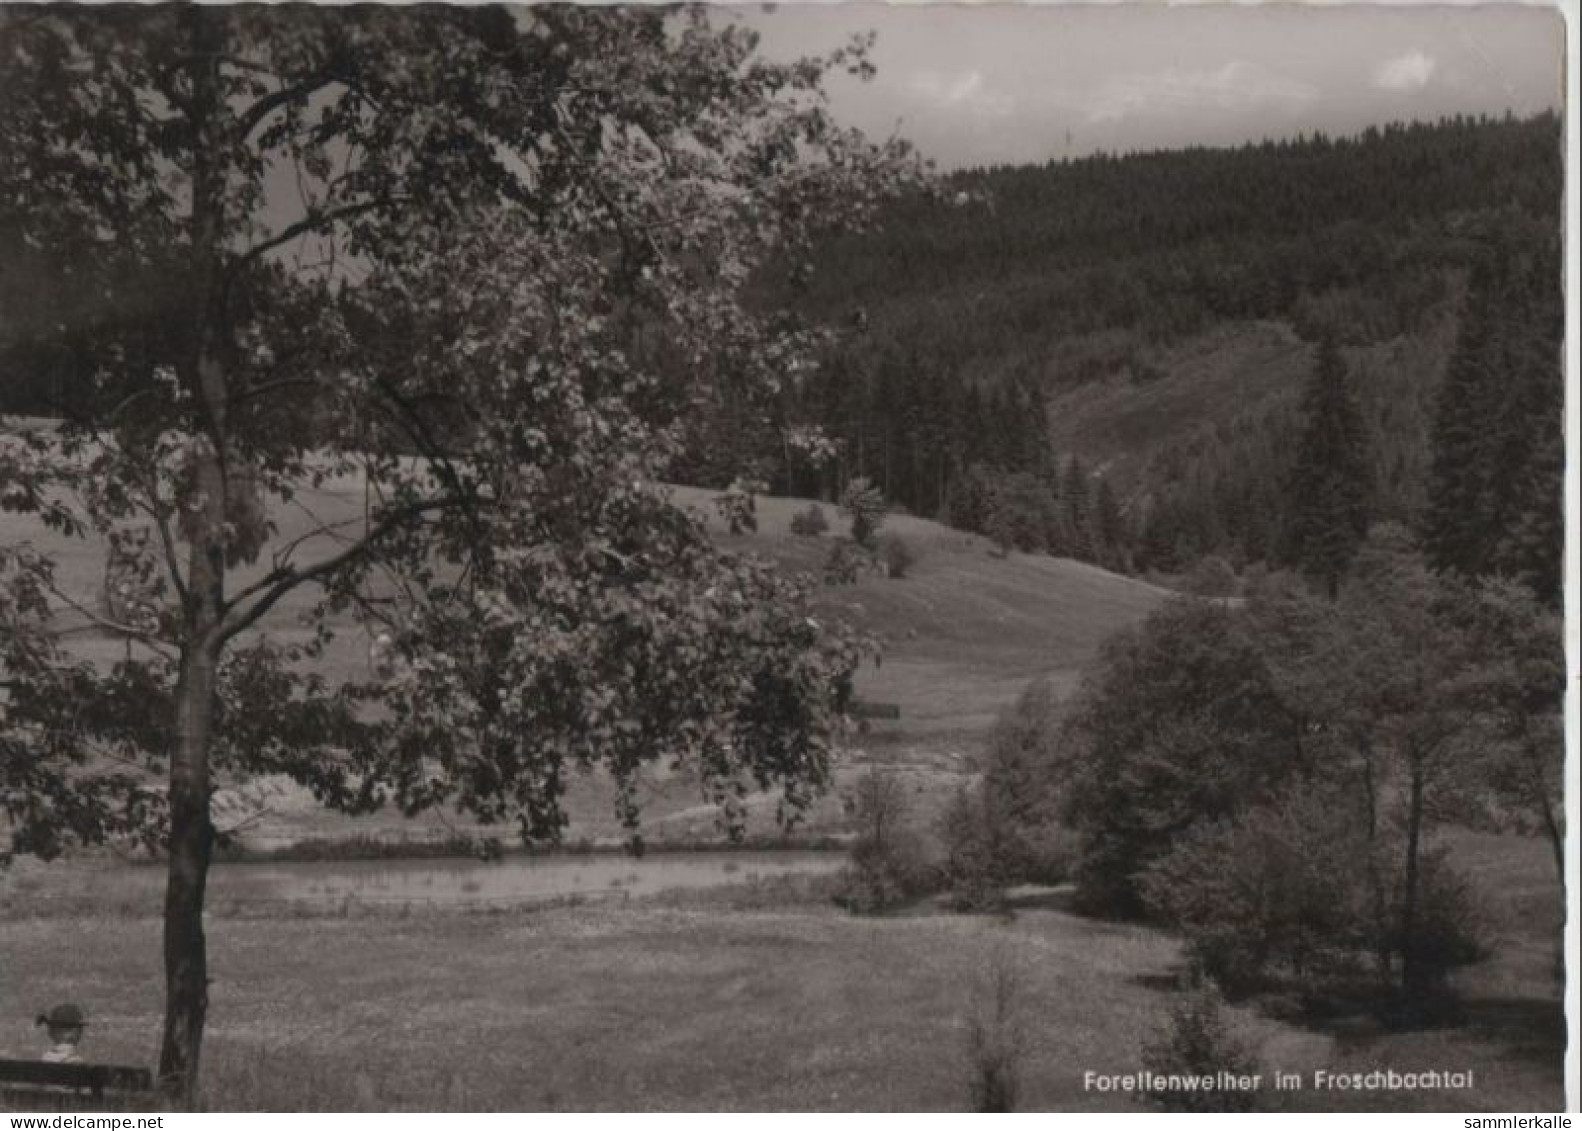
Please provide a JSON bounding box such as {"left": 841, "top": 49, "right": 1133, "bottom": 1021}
{"left": 982, "top": 471, "right": 1057, "bottom": 557}
{"left": 712, "top": 478, "right": 764, "bottom": 536}
{"left": 840, "top": 476, "right": 887, "bottom": 549}
{"left": 944, "top": 679, "right": 1074, "bottom": 906}
{"left": 1060, "top": 598, "right": 1305, "bottom": 916}
{"left": 837, "top": 767, "right": 933, "bottom": 911}
{"left": 945, "top": 462, "right": 995, "bottom": 535}
{"left": 1251, "top": 527, "right": 1499, "bottom": 1009}
{"left": 964, "top": 952, "right": 1028, "bottom": 1112}
{"left": 1453, "top": 578, "right": 1566, "bottom": 886}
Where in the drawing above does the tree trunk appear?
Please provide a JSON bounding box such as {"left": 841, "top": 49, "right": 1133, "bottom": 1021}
{"left": 1358, "top": 746, "right": 1393, "bottom": 983}
{"left": 1537, "top": 792, "right": 1563, "bottom": 891}
{"left": 1399, "top": 763, "right": 1428, "bottom": 1003}
{"left": 158, "top": 633, "right": 220, "bottom": 1104}
{"left": 159, "top": 9, "right": 230, "bottom": 1103}
{"left": 1518, "top": 724, "right": 1565, "bottom": 890}
{"left": 157, "top": 394, "right": 227, "bottom": 1107}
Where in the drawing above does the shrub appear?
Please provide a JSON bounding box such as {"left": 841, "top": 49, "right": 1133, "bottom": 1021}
{"left": 823, "top": 539, "right": 868, "bottom": 585}
{"left": 881, "top": 534, "right": 918, "bottom": 579}
{"left": 946, "top": 463, "right": 996, "bottom": 534}
{"left": 711, "top": 478, "right": 761, "bottom": 535}
{"left": 1183, "top": 554, "right": 1239, "bottom": 600}
{"left": 1141, "top": 974, "right": 1263, "bottom": 1112}
{"left": 983, "top": 471, "right": 1058, "bottom": 556}
{"left": 789, "top": 503, "right": 829, "bottom": 538}
{"left": 940, "top": 786, "right": 1007, "bottom": 912}
{"left": 964, "top": 953, "right": 1027, "bottom": 1112}
{"left": 942, "top": 682, "right": 1077, "bottom": 909}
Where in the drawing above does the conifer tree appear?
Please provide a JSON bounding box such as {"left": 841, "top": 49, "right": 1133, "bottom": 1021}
{"left": 1425, "top": 229, "right": 1563, "bottom": 605}
{"left": 1425, "top": 251, "right": 1505, "bottom": 578}
{"left": 1282, "top": 336, "right": 1372, "bottom": 598}
{"left": 1062, "top": 456, "right": 1094, "bottom": 562}
{"left": 1089, "top": 477, "right": 1127, "bottom": 572}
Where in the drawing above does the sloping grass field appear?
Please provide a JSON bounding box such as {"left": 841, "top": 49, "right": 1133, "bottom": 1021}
{"left": 2, "top": 470, "right": 1167, "bottom": 847}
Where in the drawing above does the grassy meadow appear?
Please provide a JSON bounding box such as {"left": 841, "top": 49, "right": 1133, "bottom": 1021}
{"left": 0, "top": 831, "right": 1563, "bottom": 1111}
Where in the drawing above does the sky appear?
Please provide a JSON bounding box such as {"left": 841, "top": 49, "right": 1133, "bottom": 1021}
{"left": 731, "top": 3, "right": 1567, "bottom": 168}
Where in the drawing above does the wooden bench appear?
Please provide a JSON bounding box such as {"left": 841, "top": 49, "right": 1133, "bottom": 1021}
{"left": 0, "top": 1059, "right": 157, "bottom": 1111}
{"left": 850, "top": 699, "right": 901, "bottom": 720}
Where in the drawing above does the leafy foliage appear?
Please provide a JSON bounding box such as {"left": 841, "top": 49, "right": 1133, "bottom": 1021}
{"left": 1060, "top": 598, "right": 1305, "bottom": 916}
{"left": 822, "top": 539, "right": 869, "bottom": 586}
{"left": 788, "top": 502, "right": 830, "bottom": 538}
{"left": 0, "top": 3, "right": 921, "bottom": 1098}
{"left": 836, "top": 767, "right": 935, "bottom": 913}
{"left": 1142, "top": 975, "right": 1263, "bottom": 1113}
{"left": 839, "top": 475, "right": 886, "bottom": 549}
{"left": 1449, "top": 579, "right": 1565, "bottom": 876}
{"left": 942, "top": 680, "right": 1074, "bottom": 907}
{"left": 963, "top": 954, "right": 1028, "bottom": 1113}
{"left": 1140, "top": 788, "right": 1378, "bottom": 996}
{"left": 880, "top": 533, "right": 918, "bottom": 579}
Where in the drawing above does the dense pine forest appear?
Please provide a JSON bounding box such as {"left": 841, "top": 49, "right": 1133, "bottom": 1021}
{"left": 684, "top": 112, "right": 1563, "bottom": 601}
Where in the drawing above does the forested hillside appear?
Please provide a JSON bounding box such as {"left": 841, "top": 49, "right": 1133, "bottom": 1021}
{"left": 717, "top": 113, "right": 1563, "bottom": 593}
{"left": 4, "top": 113, "right": 1562, "bottom": 598}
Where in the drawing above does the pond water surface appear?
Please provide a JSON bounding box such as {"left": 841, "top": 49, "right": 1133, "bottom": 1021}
{"left": 198, "top": 849, "right": 844, "bottom": 909}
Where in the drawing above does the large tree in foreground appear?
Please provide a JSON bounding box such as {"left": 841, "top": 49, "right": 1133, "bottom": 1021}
{"left": 0, "top": 4, "right": 918, "bottom": 1102}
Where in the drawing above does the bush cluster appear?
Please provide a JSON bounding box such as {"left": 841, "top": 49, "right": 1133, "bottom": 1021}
{"left": 881, "top": 534, "right": 918, "bottom": 579}
{"left": 789, "top": 503, "right": 829, "bottom": 538}
{"left": 834, "top": 769, "right": 938, "bottom": 913}
{"left": 1142, "top": 975, "right": 1263, "bottom": 1113}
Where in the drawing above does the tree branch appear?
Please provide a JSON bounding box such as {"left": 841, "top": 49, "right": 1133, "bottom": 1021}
{"left": 231, "top": 377, "right": 327, "bottom": 407}
{"left": 235, "top": 198, "right": 390, "bottom": 269}
{"left": 234, "top": 70, "right": 342, "bottom": 144}
{"left": 218, "top": 492, "right": 471, "bottom": 642}
{"left": 129, "top": 465, "right": 190, "bottom": 610}
{"left": 42, "top": 577, "right": 178, "bottom": 660}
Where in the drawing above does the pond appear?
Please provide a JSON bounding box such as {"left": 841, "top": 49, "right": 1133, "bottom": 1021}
{"left": 199, "top": 848, "right": 845, "bottom": 910}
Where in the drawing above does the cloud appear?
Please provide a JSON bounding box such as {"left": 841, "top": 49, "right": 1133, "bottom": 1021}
{"left": 908, "top": 69, "right": 1016, "bottom": 118}
{"left": 1085, "top": 61, "right": 1318, "bottom": 123}
{"left": 1372, "top": 51, "right": 1436, "bottom": 92}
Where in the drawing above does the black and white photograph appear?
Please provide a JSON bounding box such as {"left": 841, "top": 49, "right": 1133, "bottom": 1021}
{"left": 0, "top": 0, "right": 1573, "bottom": 1114}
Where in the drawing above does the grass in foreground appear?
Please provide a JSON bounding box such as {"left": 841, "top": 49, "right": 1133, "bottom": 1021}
{"left": 0, "top": 832, "right": 1562, "bottom": 1112}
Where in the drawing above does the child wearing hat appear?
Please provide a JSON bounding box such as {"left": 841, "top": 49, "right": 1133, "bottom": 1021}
{"left": 36, "top": 1004, "right": 87, "bottom": 1064}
